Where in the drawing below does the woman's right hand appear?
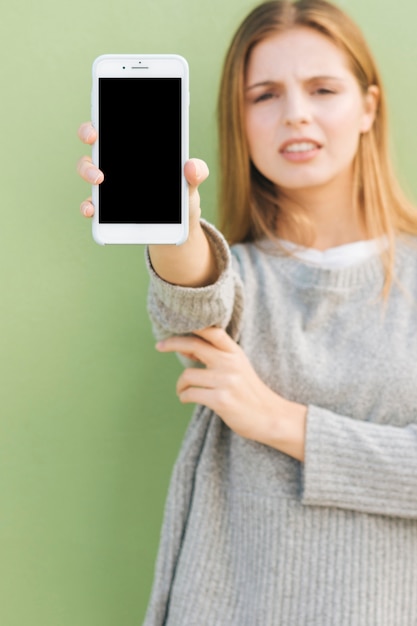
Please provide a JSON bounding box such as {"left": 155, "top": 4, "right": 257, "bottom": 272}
{"left": 76, "top": 121, "right": 209, "bottom": 230}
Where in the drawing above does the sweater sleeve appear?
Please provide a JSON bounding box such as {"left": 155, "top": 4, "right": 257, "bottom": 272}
{"left": 145, "top": 220, "right": 244, "bottom": 342}
{"left": 302, "top": 404, "right": 417, "bottom": 519}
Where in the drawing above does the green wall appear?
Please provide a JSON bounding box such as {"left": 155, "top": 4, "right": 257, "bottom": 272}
{"left": 1, "top": 0, "right": 416, "bottom": 624}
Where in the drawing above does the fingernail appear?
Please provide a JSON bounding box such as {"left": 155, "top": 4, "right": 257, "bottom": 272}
{"left": 81, "top": 202, "right": 91, "bottom": 217}
{"left": 81, "top": 127, "right": 95, "bottom": 142}
{"left": 87, "top": 168, "right": 101, "bottom": 184}
{"left": 193, "top": 162, "right": 201, "bottom": 181}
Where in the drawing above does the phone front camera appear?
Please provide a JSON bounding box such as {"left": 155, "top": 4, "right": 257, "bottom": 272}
{"left": 122, "top": 66, "right": 126, "bottom": 69}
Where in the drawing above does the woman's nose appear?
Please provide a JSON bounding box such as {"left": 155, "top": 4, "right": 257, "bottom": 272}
{"left": 282, "top": 92, "right": 312, "bottom": 126}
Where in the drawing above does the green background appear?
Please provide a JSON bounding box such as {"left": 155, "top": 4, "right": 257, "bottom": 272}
{"left": 1, "top": 0, "right": 416, "bottom": 624}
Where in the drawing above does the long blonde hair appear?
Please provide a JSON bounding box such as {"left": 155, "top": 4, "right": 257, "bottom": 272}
{"left": 217, "top": 0, "right": 417, "bottom": 293}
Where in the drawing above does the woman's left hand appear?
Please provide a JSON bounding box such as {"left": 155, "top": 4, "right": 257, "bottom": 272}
{"left": 156, "top": 327, "right": 307, "bottom": 461}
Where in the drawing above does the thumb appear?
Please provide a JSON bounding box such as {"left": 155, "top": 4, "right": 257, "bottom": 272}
{"left": 184, "top": 158, "right": 209, "bottom": 186}
{"left": 184, "top": 158, "right": 210, "bottom": 223}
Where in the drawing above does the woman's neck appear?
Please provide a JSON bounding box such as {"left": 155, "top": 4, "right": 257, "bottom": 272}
{"left": 276, "top": 174, "right": 367, "bottom": 251}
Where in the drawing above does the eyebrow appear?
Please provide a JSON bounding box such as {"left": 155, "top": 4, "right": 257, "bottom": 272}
{"left": 245, "top": 75, "right": 345, "bottom": 92}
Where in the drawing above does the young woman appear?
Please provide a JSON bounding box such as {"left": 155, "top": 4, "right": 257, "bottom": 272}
{"left": 77, "top": 1, "right": 417, "bottom": 623}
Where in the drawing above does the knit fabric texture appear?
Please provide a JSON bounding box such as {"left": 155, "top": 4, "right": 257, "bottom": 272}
{"left": 143, "top": 221, "right": 417, "bottom": 626}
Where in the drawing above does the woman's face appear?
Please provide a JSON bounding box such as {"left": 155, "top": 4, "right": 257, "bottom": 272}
{"left": 244, "top": 27, "right": 378, "bottom": 196}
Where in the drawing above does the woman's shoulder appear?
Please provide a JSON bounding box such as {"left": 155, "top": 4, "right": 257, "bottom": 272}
{"left": 395, "top": 233, "right": 417, "bottom": 276}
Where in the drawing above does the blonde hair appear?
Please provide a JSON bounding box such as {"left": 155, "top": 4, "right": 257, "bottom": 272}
{"left": 217, "top": 0, "right": 417, "bottom": 294}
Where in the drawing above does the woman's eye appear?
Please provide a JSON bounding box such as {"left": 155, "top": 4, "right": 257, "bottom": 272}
{"left": 314, "top": 87, "right": 336, "bottom": 95}
{"left": 253, "top": 92, "right": 276, "bottom": 103}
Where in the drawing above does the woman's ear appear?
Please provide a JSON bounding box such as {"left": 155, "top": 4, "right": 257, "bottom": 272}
{"left": 360, "top": 85, "right": 380, "bottom": 133}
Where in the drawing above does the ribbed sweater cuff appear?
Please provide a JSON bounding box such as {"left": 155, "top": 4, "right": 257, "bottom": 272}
{"left": 302, "top": 404, "right": 417, "bottom": 518}
{"left": 145, "top": 220, "right": 243, "bottom": 338}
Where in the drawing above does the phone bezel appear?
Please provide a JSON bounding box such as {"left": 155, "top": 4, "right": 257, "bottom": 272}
{"left": 91, "top": 54, "right": 189, "bottom": 245}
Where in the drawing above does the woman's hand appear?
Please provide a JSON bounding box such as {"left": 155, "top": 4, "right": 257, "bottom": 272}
{"left": 76, "top": 122, "right": 103, "bottom": 217}
{"left": 76, "top": 121, "right": 209, "bottom": 229}
{"left": 76, "top": 121, "right": 216, "bottom": 284}
{"left": 156, "top": 327, "right": 307, "bottom": 461}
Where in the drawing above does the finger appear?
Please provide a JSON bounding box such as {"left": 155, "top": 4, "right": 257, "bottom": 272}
{"left": 177, "top": 367, "right": 217, "bottom": 395}
{"left": 177, "top": 385, "right": 216, "bottom": 408}
{"left": 192, "top": 327, "right": 238, "bottom": 353}
{"left": 77, "top": 155, "right": 104, "bottom": 184}
{"left": 176, "top": 366, "right": 237, "bottom": 416}
{"left": 156, "top": 334, "right": 220, "bottom": 367}
{"left": 80, "top": 196, "right": 95, "bottom": 218}
{"left": 184, "top": 159, "right": 209, "bottom": 222}
{"left": 184, "top": 158, "right": 209, "bottom": 187}
{"left": 77, "top": 122, "right": 97, "bottom": 145}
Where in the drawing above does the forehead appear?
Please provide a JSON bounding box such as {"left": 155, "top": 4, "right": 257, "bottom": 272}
{"left": 246, "top": 27, "right": 352, "bottom": 82}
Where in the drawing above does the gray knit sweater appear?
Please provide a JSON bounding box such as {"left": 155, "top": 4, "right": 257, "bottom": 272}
{"left": 144, "top": 221, "right": 417, "bottom": 626}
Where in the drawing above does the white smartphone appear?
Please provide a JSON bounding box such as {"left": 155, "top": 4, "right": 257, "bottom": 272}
{"left": 91, "top": 54, "right": 189, "bottom": 245}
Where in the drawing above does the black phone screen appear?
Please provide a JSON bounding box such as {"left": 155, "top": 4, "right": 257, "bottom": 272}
{"left": 98, "top": 77, "right": 182, "bottom": 224}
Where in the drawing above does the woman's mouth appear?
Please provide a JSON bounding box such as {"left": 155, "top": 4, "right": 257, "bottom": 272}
{"left": 280, "top": 140, "right": 322, "bottom": 162}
